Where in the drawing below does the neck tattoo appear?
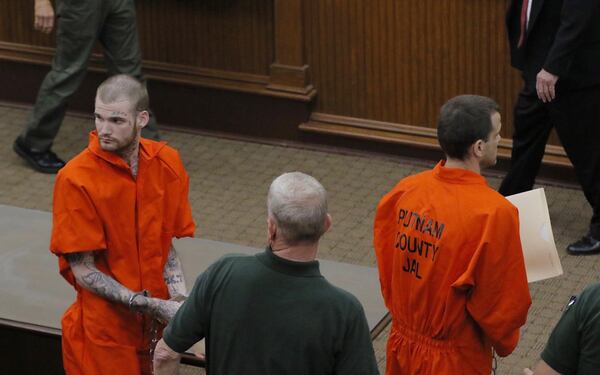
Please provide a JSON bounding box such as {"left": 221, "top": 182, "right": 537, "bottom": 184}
{"left": 130, "top": 156, "right": 138, "bottom": 178}
{"left": 118, "top": 136, "right": 140, "bottom": 178}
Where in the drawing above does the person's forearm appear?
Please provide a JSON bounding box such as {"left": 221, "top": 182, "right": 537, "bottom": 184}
{"left": 153, "top": 338, "right": 182, "bottom": 375}
{"left": 524, "top": 359, "right": 562, "bottom": 375}
{"left": 67, "top": 252, "right": 133, "bottom": 305}
{"left": 164, "top": 245, "right": 187, "bottom": 298}
{"left": 68, "top": 251, "right": 182, "bottom": 322}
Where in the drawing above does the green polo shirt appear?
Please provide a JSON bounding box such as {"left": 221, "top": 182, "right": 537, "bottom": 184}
{"left": 163, "top": 247, "right": 378, "bottom": 375}
{"left": 541, "top": 283, "right": 600, "bottom": 374}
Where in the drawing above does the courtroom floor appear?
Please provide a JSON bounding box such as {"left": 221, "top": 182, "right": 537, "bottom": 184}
{"left": 1, "top": 102, "right": 598, "bottom": 375}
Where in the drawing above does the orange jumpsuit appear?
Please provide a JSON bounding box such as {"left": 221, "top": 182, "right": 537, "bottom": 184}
{"left": 373, "top": 161, "right": 531, "bottom": 375}
{"left": 50, "top": 132, "right": 195, "bottom": 375}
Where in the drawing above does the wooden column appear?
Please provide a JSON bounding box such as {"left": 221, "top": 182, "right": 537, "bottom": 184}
{"left": 267, "top": 0, "right": 316, "bottom": 100}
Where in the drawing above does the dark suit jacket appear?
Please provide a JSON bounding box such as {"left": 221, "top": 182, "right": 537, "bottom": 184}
{"left": 506, "top": 0, "right": 600, "bottom": 88}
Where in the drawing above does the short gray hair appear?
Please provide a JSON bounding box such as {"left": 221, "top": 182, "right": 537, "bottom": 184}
{"left": 267, "top": 172, "right": 328, "bottom": 245}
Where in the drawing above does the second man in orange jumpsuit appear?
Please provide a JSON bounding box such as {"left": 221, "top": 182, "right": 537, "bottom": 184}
{"left": 374, "top": 95, "right": 531, "bottom": 374}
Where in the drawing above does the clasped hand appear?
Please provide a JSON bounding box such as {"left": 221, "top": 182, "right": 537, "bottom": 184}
{"left": 130, "top": 295, "right": 183, "bottom": 324}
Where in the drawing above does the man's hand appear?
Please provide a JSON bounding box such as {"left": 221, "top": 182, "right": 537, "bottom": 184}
{"left": 133, "top": 297, "right": 182, "bottom": 324}
{"left": 153, "top": 338, "right": 182, "bottom": 375}
{"left": 536, "top": 69, "right": 559, "bottom": 103}
{"left": 152, "top": 299, "right": 182, "bottom": 323}
{"left": 524, "top": 360, "right": 563, "bottom": 375}
{"left": 34, "top": 0, "right": 54, "bottom": 34}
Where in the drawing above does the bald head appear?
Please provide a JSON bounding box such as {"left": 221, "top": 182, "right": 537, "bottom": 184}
{"left": 96, "top": 74, "right": 149, "bottom": 114}
{"left": 267, "top": 172, "right": 328, "bottom": 245}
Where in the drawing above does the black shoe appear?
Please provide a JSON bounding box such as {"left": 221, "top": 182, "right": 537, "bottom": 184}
{"left": 567, "top": 235, "right": 600, "bottom": 255}
{"left": 13, "top": 138, "right": 66, "bottom": 174}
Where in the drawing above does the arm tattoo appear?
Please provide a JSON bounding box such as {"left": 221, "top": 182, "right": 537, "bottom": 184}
{"left": 163, "top": 245, "right": 187, "bottom": 298}
{"left": 130, "top": 157, "right": 138, "bottom": 178}
{"left": 66, "top": 252, "right": 132, "bottom": 306}
{"left": 66, "top": 252, "right": 181, "bottom": 322}
{"left": 133, "top": 296, "right": 181, "bottom": 323}
{"left": 149, "top": 299, "right": 182, "bottom": 323}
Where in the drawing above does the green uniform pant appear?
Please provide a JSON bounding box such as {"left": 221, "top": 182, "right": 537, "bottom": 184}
{"left": 20, "top": 0, "right": 159, "bottom": 151}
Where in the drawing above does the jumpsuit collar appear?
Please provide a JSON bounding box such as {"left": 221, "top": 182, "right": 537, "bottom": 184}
{"left": 433, "top": 160, "right": 488, "bottom": 186}
{"left": 87, "top": 131, "right": 167, "bottom": 169}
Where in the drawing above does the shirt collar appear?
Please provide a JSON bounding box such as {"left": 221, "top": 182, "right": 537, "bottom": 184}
{"left": 255, "top": 246, "right": 323, "bottom": 278}
{"left": 87, "top": 131, "right": 166, "bottom": 169}
{"left": 87, "top": 131, "right": 129, "bottom": 170}
{"left": 433, "top": 160, "right": 488, "bottom": 185}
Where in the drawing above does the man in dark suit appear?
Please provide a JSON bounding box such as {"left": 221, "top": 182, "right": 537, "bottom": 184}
{"left": 502, "top": 0, "right": 600, "bottom": 254}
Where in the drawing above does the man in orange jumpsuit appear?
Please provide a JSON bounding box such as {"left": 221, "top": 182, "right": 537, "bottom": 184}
{"left": 50, "top": 74, "right": 195, "bottom": 374}
{"left": 374, "top": 95, "right": 531, "bottom": 374}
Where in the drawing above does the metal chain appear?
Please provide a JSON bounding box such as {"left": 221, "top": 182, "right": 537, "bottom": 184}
{"left": 148, "top": 317, "right": 159, "bottom": 373}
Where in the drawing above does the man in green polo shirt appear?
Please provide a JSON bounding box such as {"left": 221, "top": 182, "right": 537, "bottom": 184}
{"left": 524, "top": 283, "right": 600, "bottom": 375}
{"left": 152, "top": 172, "right": 379, "bottom": 375}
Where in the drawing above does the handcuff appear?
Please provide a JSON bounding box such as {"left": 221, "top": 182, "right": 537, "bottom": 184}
{"left": 128, "top": 289, "right": 150, "bottom": 310}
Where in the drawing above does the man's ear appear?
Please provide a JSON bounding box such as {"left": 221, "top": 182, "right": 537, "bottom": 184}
{"left": 324, "top": 214, "right": 332, "bottom": 233}
{"left": 472, "top": 139, "right": 485, "bottom": 159}
{"left": 267, "top": 216, "right": 277, "bottom": 240}
{"left": 136, "top": 110, "right": 149, "bottom": 129}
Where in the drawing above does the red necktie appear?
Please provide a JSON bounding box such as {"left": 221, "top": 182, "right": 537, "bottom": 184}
{"left": 517, "top": 0, "right": 529, "bottom": 48}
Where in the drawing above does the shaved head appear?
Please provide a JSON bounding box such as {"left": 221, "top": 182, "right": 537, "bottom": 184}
{"left": 96, "top": 74, "right": 149, "bottom": 113}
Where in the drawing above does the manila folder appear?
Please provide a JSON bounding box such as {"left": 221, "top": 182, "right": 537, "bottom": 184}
{"left": 506, "top": 188, "right": 563, "bottom": 283}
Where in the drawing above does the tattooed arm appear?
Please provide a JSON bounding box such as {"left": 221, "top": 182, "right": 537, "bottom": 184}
{"left": 163, "top": 245, "right": 187, "bottom": 298}
{"left": 66, "top": 251, "right": 133, "bottom": 305}
{"left": 135, "top": 296, "right": 182, "bottom": 324}
{"left": 65, "top": 251, "right": 181, "bottom": 323}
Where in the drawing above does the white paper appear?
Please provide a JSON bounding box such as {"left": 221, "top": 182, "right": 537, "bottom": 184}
{"left": 506, "top": 188, "right": 563, "bottom": 283}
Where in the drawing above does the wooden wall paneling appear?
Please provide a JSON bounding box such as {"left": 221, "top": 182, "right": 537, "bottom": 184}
{"left": 381, "top": 0, "right": 391, "bottom": 122}
{"left": 333, "top": 0, "right": 342, "bottom": 107}
{"left": 301, "top": 0, "right": 568, "bottom": 164}
{"left": 330, "top": 0, "right": 341, "bottom": 112}
{"left": 267, "top": 0, "right": 316, "bottom": 99}
{"left": 306, "top": 0, "right": 528, "bottom": 125}
{"left": 0, "top": 0, "right": 293, "bottom": 98}
{"left": 0, "top": 0, "right": 568, "bottom": 157}
{"left": 135, "top": 0, "right": 273, "bottom": 75}
{"left": 354, "top": 1, "right": 366, "bottom": 118}
{"left": 0, "top": 0, "right": 274, "bottom": 76}
{"left": 365, "top": 0, "right": 375, "bottom": 120}
{"left": 396, "top": 0, "right": 408, "bottom": 123}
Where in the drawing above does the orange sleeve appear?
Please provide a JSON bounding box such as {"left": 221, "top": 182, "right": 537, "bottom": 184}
{"left": 173, "top": 164, "right": 195, "bottom": 238}
{"left": 50, "top": 172, "right": 106, "bottom": 285}
{"left": 459, "top": 204, "right": 531, "bottom": 356}
{"left": 373, "top": 187, "right": 402, "bottom": 309}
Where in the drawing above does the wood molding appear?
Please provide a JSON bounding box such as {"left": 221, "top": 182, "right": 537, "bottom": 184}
{"left": 268, "top": 0, "right": 315, "bottom": 98}
{"left": 300, "top": 112, "right": 572, "bottom": 167}
{"left": 267, "top": 63, "right": 315, "bottom": 96}
{"left": 0, "top": 41, "right": 315, "bottom": 102}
